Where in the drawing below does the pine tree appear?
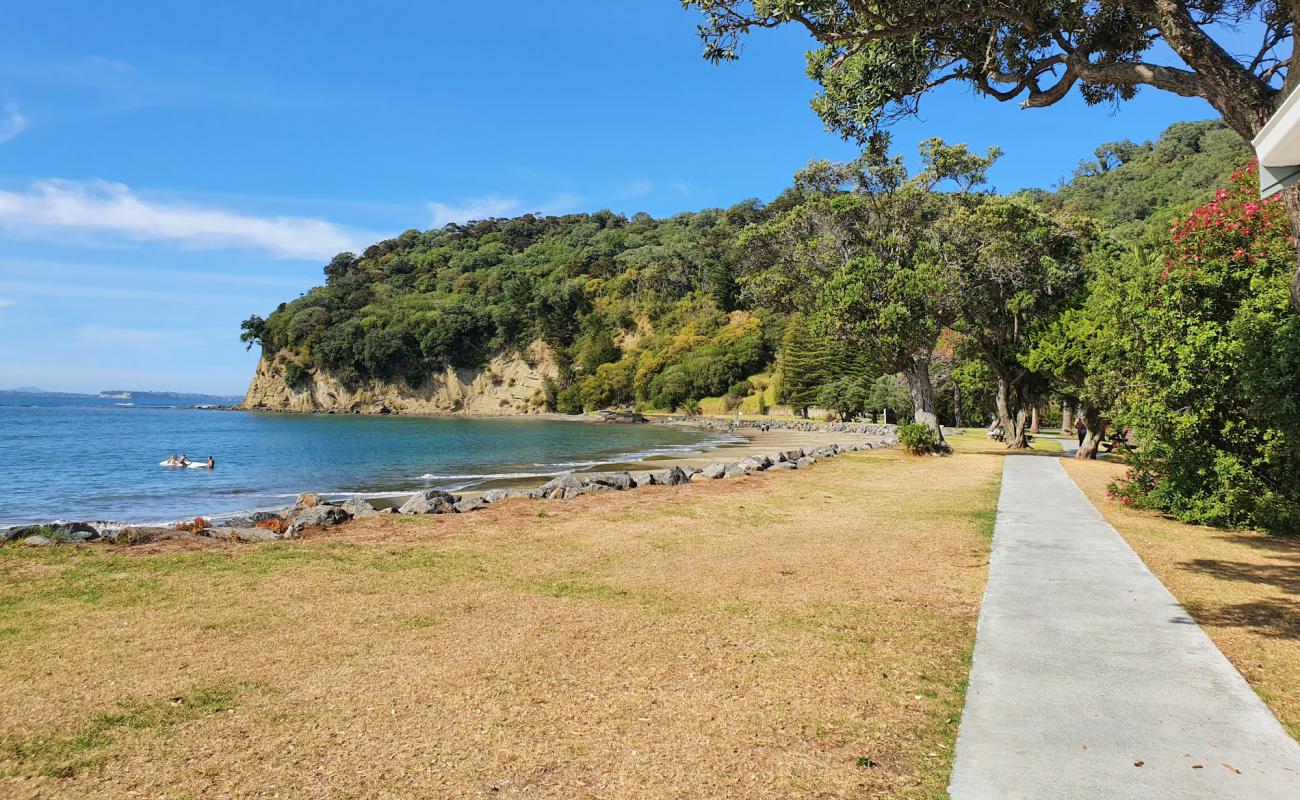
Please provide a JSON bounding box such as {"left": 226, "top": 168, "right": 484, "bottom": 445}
{"left": 775, "top": 316, "right": 832, "bottom": 416}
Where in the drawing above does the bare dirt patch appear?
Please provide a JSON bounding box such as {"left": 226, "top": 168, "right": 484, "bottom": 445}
{"left": 1062, "top": 458, "right": 1300, "bottom": 740}
{"left": 1, "top": 448, "right": 1001, "bottom": 799}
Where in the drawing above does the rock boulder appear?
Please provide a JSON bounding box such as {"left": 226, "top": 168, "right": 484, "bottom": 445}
{"left": 398, "top": 489, "right": 459, "bottom": 515}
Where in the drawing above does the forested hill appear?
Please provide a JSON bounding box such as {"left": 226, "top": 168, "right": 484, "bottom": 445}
{"left": 240, "top": 203, "right": 791, "bottom": 413}
{"left": 241, "top": 119, "right": 1248, "bottom": 415}
{"left": 1032, "top": 119, "right": 1249, "bottom": 243}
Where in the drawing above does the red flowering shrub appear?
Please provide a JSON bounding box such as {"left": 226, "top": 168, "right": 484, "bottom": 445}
{"left": 1108, "top": 162, "right": 1300, "bottom": 532}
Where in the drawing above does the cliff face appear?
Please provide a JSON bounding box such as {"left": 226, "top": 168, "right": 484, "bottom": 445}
{"left": 242, "top": 342, "right": 558, "bottom": 415}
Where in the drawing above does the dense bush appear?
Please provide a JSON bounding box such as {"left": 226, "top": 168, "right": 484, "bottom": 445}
{"left": 242, "top": 208, "right": 774, "bottom": 409}
{"left": 1109, "top": 164, "right": 1300, "bottom": 532}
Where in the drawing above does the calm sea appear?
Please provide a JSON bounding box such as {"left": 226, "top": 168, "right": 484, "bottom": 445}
{"left": 0, "top": 395, "right": 733, "bottom": 525}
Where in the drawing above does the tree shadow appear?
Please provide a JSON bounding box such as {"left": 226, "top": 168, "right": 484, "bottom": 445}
{"left": 1179, "top": 536, "right": 1300, "bottom": 639}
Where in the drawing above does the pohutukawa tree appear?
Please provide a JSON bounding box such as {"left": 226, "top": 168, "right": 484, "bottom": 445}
{"left": 740, "top": 137, "right": 1000, "bottom": 446}
{"left": 684, "top": 0, "right": 1300, "bottom": 312}
{"left": 940, "top": 197, "right": 1092, "bottom": 448}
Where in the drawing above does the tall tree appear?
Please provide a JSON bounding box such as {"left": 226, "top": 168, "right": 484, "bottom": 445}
{"left": 741, "top": 137, "right": 999, "bottom": 444}
{"left": 1028, "top": 244, "right": 1160, "bottom": 459}
{"left": 685, "top": 0, "right": 1300, "bottom": 313}
{"left": 942, "top": 197, "right": 1092, "bottom": 448}
{"left": 775, "top": 315, "right": 832, "bottom": 415}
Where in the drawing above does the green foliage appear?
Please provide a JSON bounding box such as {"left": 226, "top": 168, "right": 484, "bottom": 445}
{"left": 898, "top": 423, "right": 939, "bottom": 455}
{"left": 554, "top": 385, "right": 584, "bottom": 415}
{"left": 816, "top": 376, "right": 870, "bottom": 420}
{"left": 943, "top": 196, "right": 1092, "bottom": 442}
{"left": 743, "top": 137, "right": 998, "bottom": 430}
{"left": 244, "top": 207, "right": 774, "bottom": 408}
{"left": 1040, "top": 121, "right": 1249, "bottom": 243}
{"left": 687, "top": 3, "right": 1273, "bottom": 153}
{"left": 868, "top": 374, "right": 912, "bottom": 423}
{"left": 775, "top": 315, "right": 832, "bottom": 413}
{"left": 281, "top": 360, "right": 307, "bottom": 389}
{"left": 1108, "top": 165, "right": 1300, "bottom": 532}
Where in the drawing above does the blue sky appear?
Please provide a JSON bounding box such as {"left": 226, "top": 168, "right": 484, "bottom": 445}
{"left": 0, "top": 2, "right": 1223, "bottom": 394}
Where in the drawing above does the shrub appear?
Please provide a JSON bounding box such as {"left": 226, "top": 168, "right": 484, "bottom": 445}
{"left": 898, "top": 423, "right": 938, "bottom": 455}
{"left": 282, "top": 360, "right": 307, "bottom": 389}
{"left": 555, "top": 386, "right": 584, "bottom": 414}
{"left": 1112, "top": 163, "right": 1300, "bottom": 532}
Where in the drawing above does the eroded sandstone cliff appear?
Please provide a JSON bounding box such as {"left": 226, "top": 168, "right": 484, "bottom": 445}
{"left": 242, "top": 342, "right": 557, "bottom": 415}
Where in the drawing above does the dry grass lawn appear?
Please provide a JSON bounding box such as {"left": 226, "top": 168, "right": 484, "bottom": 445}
{"left": 1062, "top": 458, "right": 1300, "bottom": 740}
{"left": 0, "top": 447, "right": 1001, "bottom": 799}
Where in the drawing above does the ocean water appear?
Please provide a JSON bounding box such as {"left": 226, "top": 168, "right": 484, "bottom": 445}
{"left": 0, "top": 395, "right": 733, "bottom": 525}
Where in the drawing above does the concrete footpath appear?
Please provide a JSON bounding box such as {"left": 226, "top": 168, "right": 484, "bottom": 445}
{"left": 949, "top": 455, "right": 1300, "bottom": 799}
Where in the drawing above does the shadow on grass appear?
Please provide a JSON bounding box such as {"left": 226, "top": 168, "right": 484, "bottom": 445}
{"left": 1180, "top": 536, "right": 1300, "bottom": 639}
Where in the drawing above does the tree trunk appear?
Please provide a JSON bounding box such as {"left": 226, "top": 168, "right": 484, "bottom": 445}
{"left": 1282, "top": 185, "right": 1300, "bottom": 315}
{"left": 952, "top": 383, "right": 964, "bottom": 428}
{"left": 994, "top": 373, "right": 1031, "bottom": 449}
{"left": 1060, "top": 403, "right": 1073, "bottom": 436}
{"left": 1030, "top": 403, "right": 1041, "bottom": 434}
{"left": 1076, "top": 406, "right": 1106, "bottom": 460}
{"left": 901, "top": 352, "right": 947, "bottom": 447}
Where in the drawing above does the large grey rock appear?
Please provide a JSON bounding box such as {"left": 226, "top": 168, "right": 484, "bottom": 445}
{"left": 50, "top": 522, "right": 99, "bottom": 541}
{"left": 201, "top": 526, "right": 262, "bottom": 541}
{"left": 768, "top": 461, "right": 797, "bottom": 471}
{"left": 454, "top": 498, "right": 488, "bottom": 513}
{"left": 723, "top": 462, "right": 751, "bottom": 478}
{"left": 584, "top": 471, "right": 634, "bottom": 491}
{"left": 287, "top": 504, "right": 350, "bottom": 534}
{"left": 537, "top": 474, "right": 588, "bottom": 500}
{"left": 398, "top": 489, "right": 459, "bottom": 515}
{"left": 3, "top": 525, "right": 44, "bottom": 542}
{"left": 22, "top": 535, "right": 54, "bottom": 547}
{"left": 701, "top": 462, "right": 728, "bottom": 479}
{"left": 233, "top": 527, "right": 280, "bottom": 542}
{"left": 630, "top": 471, "right": 655, "bottom": 488}
{"left": 795, "top": 456, "right": 816, "bottom": 469}
{"left": 340, "top": 499, "right": 379, "bottom": 519}
{"left": 295, "top": 492, "right": 323, "bottom": 507}
{"left": 650, "top": 466, "right": 690, "bottom": 486}
{"left": 482, "top": 487, "right": 536, "bottom": 503}
{"left": 111, "top": 526, "right": 174, "bottom": 545}
{"left": 778, "top": 448, "right": 805, "bottom": 463}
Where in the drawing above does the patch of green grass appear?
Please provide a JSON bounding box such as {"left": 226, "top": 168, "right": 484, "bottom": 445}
{"left": 0, "top": 683, "right": 242, "bottom": 779}
{"left": 1030, "top": 436, "right": 1064, "bottom": 453}
{"left": 911, "top": 644, "right": 974, "bottom": 800}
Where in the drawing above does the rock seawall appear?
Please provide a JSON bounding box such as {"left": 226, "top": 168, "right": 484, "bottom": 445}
{"left": 242, "top": 342, "right": 557, "bottom": 415}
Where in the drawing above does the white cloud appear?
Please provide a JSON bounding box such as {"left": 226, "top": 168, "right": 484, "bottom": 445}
{"left": 0, "top": 102, "right": 28, "bottom": 144}
{"left": 0, "top": 297, "right": 13, "bottom": 314}
{"left": 0, "top": 179, "right": 366, "bottom": 260}
{"left": 428, "top": 195, "right": 522, "bottom": 227}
